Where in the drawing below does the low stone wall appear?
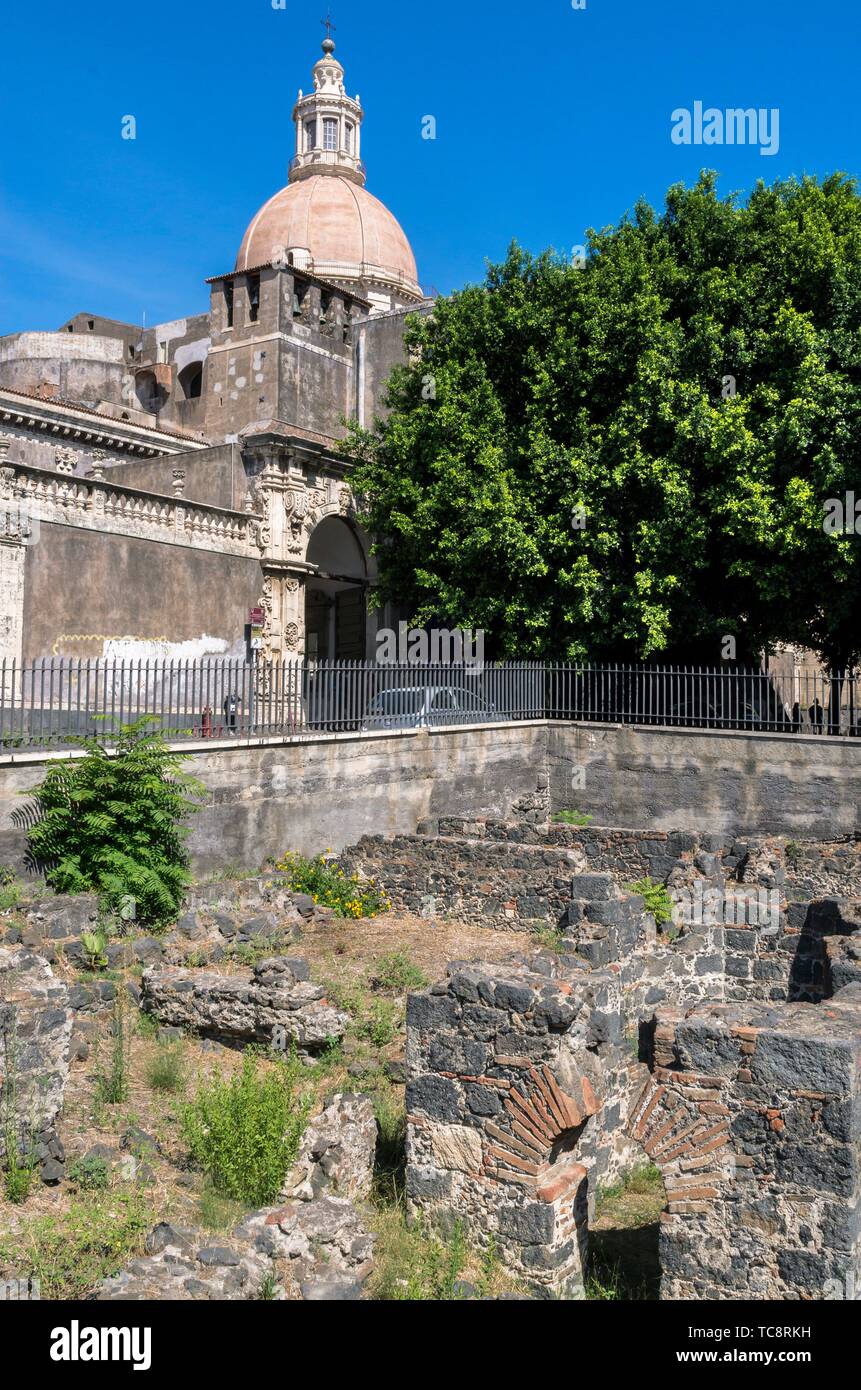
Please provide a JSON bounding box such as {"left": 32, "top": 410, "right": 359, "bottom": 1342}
{"left": 2, "top": 718, "right": 860, "bottom": 882}
{"left": 341, "top": 832, "right": 587, "bottom": 930}
{"left": 548, "top": 721, "right": 861, "bottom": 839}
{"left": 0, "top": 722, "right": 549, "bottom": 877}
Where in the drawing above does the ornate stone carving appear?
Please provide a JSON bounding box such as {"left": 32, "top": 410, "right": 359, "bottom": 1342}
{"left": 338, "top": 485, "right": 352, "bottom": 516}
{"left": 284, "top": 488, "right": 309, "bottom": 552}
{"left": 172, "top": 469, "right": 186, "bottom": 498}
{"left": 284, "top": 621, "right": 300, "bottom": 650}
{"left": 54, "top": 447, "right": 77, "bottom": 475}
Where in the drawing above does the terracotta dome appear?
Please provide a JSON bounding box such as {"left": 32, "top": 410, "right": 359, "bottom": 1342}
{"left": 235, "top": 174, "right": 420, "bottom": 298}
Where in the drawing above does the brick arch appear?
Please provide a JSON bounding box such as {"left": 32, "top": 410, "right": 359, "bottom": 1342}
{"left": 626, "top": 1070, "right": 732, "bottom": 1210}
{"left": 486, "top": 1065, "right": 602, "bottom": 1198}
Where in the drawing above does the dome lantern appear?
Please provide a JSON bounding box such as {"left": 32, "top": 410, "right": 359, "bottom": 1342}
{"left": 290, "top": 33, "right": 365, "bottom": 187}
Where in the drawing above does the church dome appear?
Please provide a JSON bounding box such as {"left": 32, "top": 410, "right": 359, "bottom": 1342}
{"left": 235, "top": 174, "right": 420, "bottom": 300}
{"left": 234, "top": 36, "right": 422, "bottom": 310}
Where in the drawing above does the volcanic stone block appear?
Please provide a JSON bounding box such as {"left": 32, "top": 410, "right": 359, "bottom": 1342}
{"left": 634, "top": 998, "right": 861, "bottom": 1299}
{"left": 140, "top": 957, "right": 347, "bottom": 1056}
{"left": 0, "top": 947, "right": 72, "bottom": 1181}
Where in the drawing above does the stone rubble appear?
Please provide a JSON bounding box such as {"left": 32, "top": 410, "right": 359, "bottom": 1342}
{"left": 89, "top": 1093, "right": 379, "bottom": 1301}
{"left": 284, "top": 1093, "right": 378, "bottom": 1202}
{"left": 140, "top": 957, "right": 349, "bottom": 1057}
{"left": 89, "top": 1195, "right": 376, "bottom": 1301}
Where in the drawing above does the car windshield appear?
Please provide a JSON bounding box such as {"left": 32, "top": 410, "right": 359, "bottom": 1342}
{"left": 368, "top": 690, "right": 425, "bottom": 715}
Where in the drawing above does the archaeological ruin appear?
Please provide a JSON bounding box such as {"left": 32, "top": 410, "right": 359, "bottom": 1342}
{"left": 342, "top": 815, "right": 861, "bottom": 1298}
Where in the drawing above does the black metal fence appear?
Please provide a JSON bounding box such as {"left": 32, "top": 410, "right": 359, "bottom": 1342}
{"left": 0, "top": 658, "right": 858, "bottom": 750}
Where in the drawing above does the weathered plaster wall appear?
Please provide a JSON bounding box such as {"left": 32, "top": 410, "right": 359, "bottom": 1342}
{"left": 358, "top": 305, "right": 428, "bottom": 426}
{"left": 22, "top": 521, "right": 262, "bottom": 660}
{"left": 0, "top": 332, "right": 128, "bottom": 405}
{"left": 106, "top": 444, "right": 245, "bottom": 510}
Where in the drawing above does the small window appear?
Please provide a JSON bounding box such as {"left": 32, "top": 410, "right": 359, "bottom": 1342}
{"left": 345, "top": 123, "right": 353, "bottom": 154}
{"left": 323, "top": 118, "right": 338, "bottom": 151}
{"left": 248, "top": 273, "right": 260, "bottom": 323}
{"left": 305, "top": 119, "right": 317, "bottom": 149}
{"left": 88, "top": 319, "right": 94, "bottom": 330}
{"left": 224, "top": 281, "right": 234, "bottom": 328}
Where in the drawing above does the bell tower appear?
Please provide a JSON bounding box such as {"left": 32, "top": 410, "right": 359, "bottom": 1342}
{"left": 290, "top": 27, "right": 365, "bottom": 187}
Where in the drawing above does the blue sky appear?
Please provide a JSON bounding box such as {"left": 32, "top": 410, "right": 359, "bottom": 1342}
{"left": 1, "top": 0, "right": 858, "bottom": 332}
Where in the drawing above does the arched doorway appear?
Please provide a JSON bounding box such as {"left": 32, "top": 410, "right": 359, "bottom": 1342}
{"left": 304, "top": 515, "right": 368, "bottom": 660}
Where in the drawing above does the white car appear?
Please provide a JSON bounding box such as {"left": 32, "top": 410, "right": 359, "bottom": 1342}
{"left": 360, "top": 685, "right": 499, "bottom": 731}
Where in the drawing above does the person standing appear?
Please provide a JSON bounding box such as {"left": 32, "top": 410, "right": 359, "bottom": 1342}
{"left": 223, "top": 691, "right": 241, "bottom": 733}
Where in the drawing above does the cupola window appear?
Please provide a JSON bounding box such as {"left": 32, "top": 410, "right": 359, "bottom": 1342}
{"left": 344, "top": 123, "right": 353, "bottom": 154}
{"left": 305, "top": 119, "right": 317, "bottom": 149}
{"left": 323, "top": 118, "right": 338, "bottom": 151}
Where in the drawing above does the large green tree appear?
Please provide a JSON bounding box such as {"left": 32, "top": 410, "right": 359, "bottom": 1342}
{"left": 347, "top": 172, "right": 861, "bottom": 669}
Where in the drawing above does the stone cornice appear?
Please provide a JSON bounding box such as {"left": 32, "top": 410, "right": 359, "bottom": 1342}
{"left": 0, "top": 387, "right": 207, "bottom": 456}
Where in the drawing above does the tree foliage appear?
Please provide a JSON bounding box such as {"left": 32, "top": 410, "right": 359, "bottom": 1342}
{"left": 348, "top": 172, "right": 861, "bottom": 668}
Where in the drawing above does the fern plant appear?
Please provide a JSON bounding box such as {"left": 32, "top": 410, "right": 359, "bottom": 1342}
{"left": 25, "top": 718, "right": 202, "bottom": 926}
{"left": 624, "top": 877, "right": 675, "bottom": 926}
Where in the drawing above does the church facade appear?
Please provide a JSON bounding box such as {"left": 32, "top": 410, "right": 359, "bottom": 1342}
{"left": 0, "top": 37, "right": 426, "bottom": 668}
